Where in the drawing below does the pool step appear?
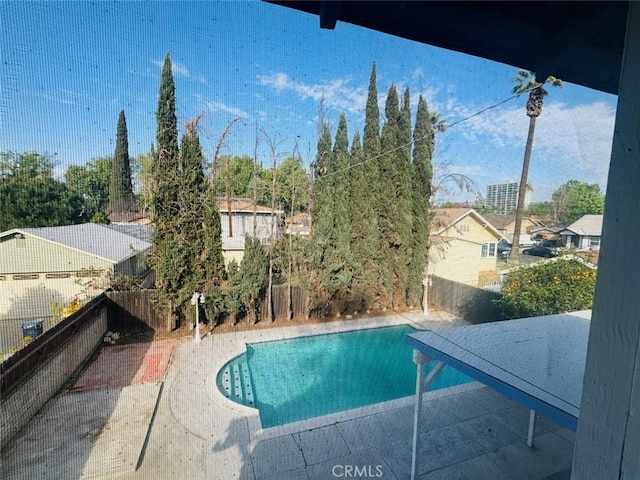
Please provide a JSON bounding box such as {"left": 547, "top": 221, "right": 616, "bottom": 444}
{"left": 217, "top": 356, "right": 256, "bottom": 407}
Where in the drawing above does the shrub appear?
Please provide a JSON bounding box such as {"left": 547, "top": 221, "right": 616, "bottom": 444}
{"left": 498, "top": 258, "right": 597, "bottom": 319}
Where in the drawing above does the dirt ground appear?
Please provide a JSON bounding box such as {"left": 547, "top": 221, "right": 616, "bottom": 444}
{"left": 114, "top": 305, "right": 427, "bottom": 345}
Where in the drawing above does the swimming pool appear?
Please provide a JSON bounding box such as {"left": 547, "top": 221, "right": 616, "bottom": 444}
{"left": 217, "top": 325, "right": 473, "bottom": 428}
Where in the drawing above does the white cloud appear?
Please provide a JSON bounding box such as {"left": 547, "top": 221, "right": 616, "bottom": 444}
{"left": 446, "top": 99, "right": 615, "bottom": 182}
{"left": 257, "top": 72, "right": 366, "bottom": 114}
{"left": 152, "top": 59, "right": 190, "bottom": 78}
{"left": 203, "top": 100, "right": 247, "bottom": 118}
{"left": 411, "top": 67, "right": 424, "bottom": 81}
{"left": 35, "top": 91, "right": 73, "bottom": 105}
{"left": 447, "top": 165, "right": 484, "bottom": 176}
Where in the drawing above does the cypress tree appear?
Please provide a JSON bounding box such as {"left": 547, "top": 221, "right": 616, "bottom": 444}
{"left": 152, "top": 52, "right": 182, "bottom": 321}
{"left": 332, "top": 113, "right": 351, "bottom": 257}
{"left": 177, "top": 123, "right": 207, "bottom": 300}
{"left": 361, "top": 62, "right": 389, "bottom": 306}
{"left": 154, "top": 53, "right": 179, "bottom": 219}
{"left": 413, "top": 96, "right": 434, "bottom": 199}
{"left": 309, "top": 122, "right": 333, "bottom": 311}
{"left": 379, "top": 85, "right": 408, "bottom": 306}
{"left": 408, "top": 95, "right": 434, "bottom": 305}
{"left": 349, "top": 131, "right": 381, "bottom": 310}
{"left": 326, "top": 113, "right": 352, "bottom": 306}
{"left": 363, "top": 63, "right": 380, "bottom": 162}
{"left": 396, "top": 87, "right": 414, "bottom": 303}
{"left": 238, "top": 236, "right": 268, "bottom": 324}
{"left": 178, "top": 123, "right": 227, "bottom": 324}
{"left": 108, "top": 110, "right": 136, "bottom": 214}
{"left": 311, "top": 122, "right": 333, "bottom": 242}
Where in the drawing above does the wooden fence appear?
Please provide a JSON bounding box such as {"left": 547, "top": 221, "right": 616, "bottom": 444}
{"left": 260, "top": 284, "right": 309, "bottom": 322}
{"left": 105, "top": 290, "right": 172, "bottom": 332}
{"left": 105, "top": 285, "right": 310, "bottom": 331}
{"left": 429, "top": 275, "right": 503, "bottom": 323}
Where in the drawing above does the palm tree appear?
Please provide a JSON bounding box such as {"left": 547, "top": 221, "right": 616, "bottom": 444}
{"left": 509, "top": 70, "right": 563, "bottom": 262}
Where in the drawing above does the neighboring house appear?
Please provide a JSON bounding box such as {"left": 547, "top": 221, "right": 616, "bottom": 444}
{"left": 0, "top": 223, "right": 151, "bottom": 352}
{"left": 285, "top": 212, "right": 311, "bottom": 237}
{"left": 482, "top": 214, "right": 545, "bottom": 242}
{"left": 106, "top": 223, "right": 153, "bottom": 243}
{"left": 218, "top": 197, "right": 284, "bottom": 265}
{"left": 428, "top": 208, "right": 508, "bottom": 286}
{"left": 110, "top": 198, "right": 284, "bottom": 265}
{"left": 558, "top": 214, "right": 603, "bottom": 251}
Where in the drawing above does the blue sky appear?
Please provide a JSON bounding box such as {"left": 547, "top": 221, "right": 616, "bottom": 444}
{"left": 2, "top": 1, "right": 617, "bottom": 203}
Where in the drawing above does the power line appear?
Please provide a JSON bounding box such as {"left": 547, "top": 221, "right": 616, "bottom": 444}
{"left": 304, "top": 88, "right": 528, "bottom": 188}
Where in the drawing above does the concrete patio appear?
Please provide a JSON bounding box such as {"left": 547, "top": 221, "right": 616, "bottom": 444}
{"left": 1, "top": 312, "right": 574, "bottom": 479}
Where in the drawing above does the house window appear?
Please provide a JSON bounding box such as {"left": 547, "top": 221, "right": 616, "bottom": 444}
{"left": 481, "top": 242, "right": 497, "bottom": 258}
{"left": 458, "top": 223, "right": 469, "bottom": 233}
{"left": 589, "top": 237, "right": 601, "bottom": 248}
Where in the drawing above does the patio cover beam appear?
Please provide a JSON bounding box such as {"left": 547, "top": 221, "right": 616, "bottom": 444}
{"left": 572, "top": 3, "right": 640, "bottom": 478}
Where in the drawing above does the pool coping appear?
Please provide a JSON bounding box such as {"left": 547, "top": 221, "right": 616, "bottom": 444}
{"left": 204, "top": 312, "right": 480, "bottom": 443}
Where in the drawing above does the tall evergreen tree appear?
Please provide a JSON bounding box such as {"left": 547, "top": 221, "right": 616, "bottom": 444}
{"left": 348, "top": 132, "right": 381, "bottom": 309}
{"left": 154, "top": 53, "right": 179, "bottom": 220}
{"left": 413, "top": 96, "right": 434, "bottom": 200}
{"left": 363, "top": 63, "right": 381, "bottom": 162}
{"left": 332, "top": 113, "right": 351, "bottom": 257}
{"left": 311, "top": 122, "right": 333, "bottom": 241}
{"left": 396, "top": 87, "right": 415, "bottom": 303}
{"left": 408, "top": 95, "right": 434, "bottom": 304}
{"left": 151, "top": 53, "right": 182, "bottom": 321}
{"left": 379, "top": 84, "right": 412, "bottom": 306}
{"left": 177, "top": 122, "right": 207, "bottom": 300}
{"left": 325, "top": 113, "right": 352, "bottom": 304}
{"left": 108, "top": 110, "right": 136, "bottom": 214}
{"left": 361, "top": 62, "right": 389, "bottom": 306}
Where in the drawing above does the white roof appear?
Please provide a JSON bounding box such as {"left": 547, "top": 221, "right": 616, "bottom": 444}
{"left": 562, "top": 215, "right": 603, "bottom": 237}
{"left": 5, "top": 223, "right": 151, "bottom": 264}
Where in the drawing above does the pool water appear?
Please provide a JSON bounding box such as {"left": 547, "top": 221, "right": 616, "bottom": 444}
{"left": 217, "top": 325, "right": 473, "bottom": 428}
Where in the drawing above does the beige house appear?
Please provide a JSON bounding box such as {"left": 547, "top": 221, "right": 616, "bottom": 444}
{"left": 218, "top": 197, "right": 284, "bottom": 265}
{"left": 428, "top": 208, "right": 507, "bottom": 285}
{"left": 110, "top": 198, "right": 284, "bottom": 265}
{"left": 0, "top": 223, "right": 151, "bottom": 352}
{"left": 482, "top": 214, "right": 545, "bottom": 241}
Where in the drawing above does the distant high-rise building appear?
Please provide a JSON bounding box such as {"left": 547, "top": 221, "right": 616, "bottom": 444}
{"left": 485, "top": 182, "right": 529, "bottom": 215}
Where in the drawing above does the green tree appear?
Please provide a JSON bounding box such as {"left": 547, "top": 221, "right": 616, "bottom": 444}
{"left": 348, "top": 131, "right": 382, "bottom": 309}
{"left": 408, "top": 94, "right": 434, "bottom": 305}
{"left": 237, "top": 236, "right": 268, "bottom": 324}
{"left": 64, "top": 156, "right": 112, "bottom": 219}
{"left": 552, "top": 180, "right": 604, "bottom": 225}
{"left": 109, "top": 110, "right": 136, "bottom": 214}
{"left": 328, "top": 113, "right": 353, "bottom": 304}
{"left": 130, "top": 147, "right": 155, "bottom": 214}
{"left": 212, "top": 155, "right": 255, "bottom": 198}
{"left": 90, "top": 211, "right": 110, "bottom": 224}
{"left": 379, "top": 84, "right": 412, "bottom": 306}
{"left": 309, "top": 121, "right": 334, "bottom": 309}
{"left": 509, "top": 70, "right": 563, "bottom": 262}
{"left": 276, "top": 156, "right": 309, "bottom": 215}
{"left": 526, "top": 201, "right": 553, "bottom": 219}
{"left": 151, "top": 53, "right": 182, "bottom": 321}
{"left": 0, "top": 152, "right": 83, "bottom": 230}
{"left": 396, "top": 87, "right": 415, "bottom": 303}
{"left": 360, "top": 62, "right": 388, "bottom": 306}
{"left": 498, "top": 258, "right": 597, "bottom": 319}
{"left": 177, "top": 121, "right": 207, "bottom": 307}
{"left": 311, "top": 122, "right": 333, "bottom": 239}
